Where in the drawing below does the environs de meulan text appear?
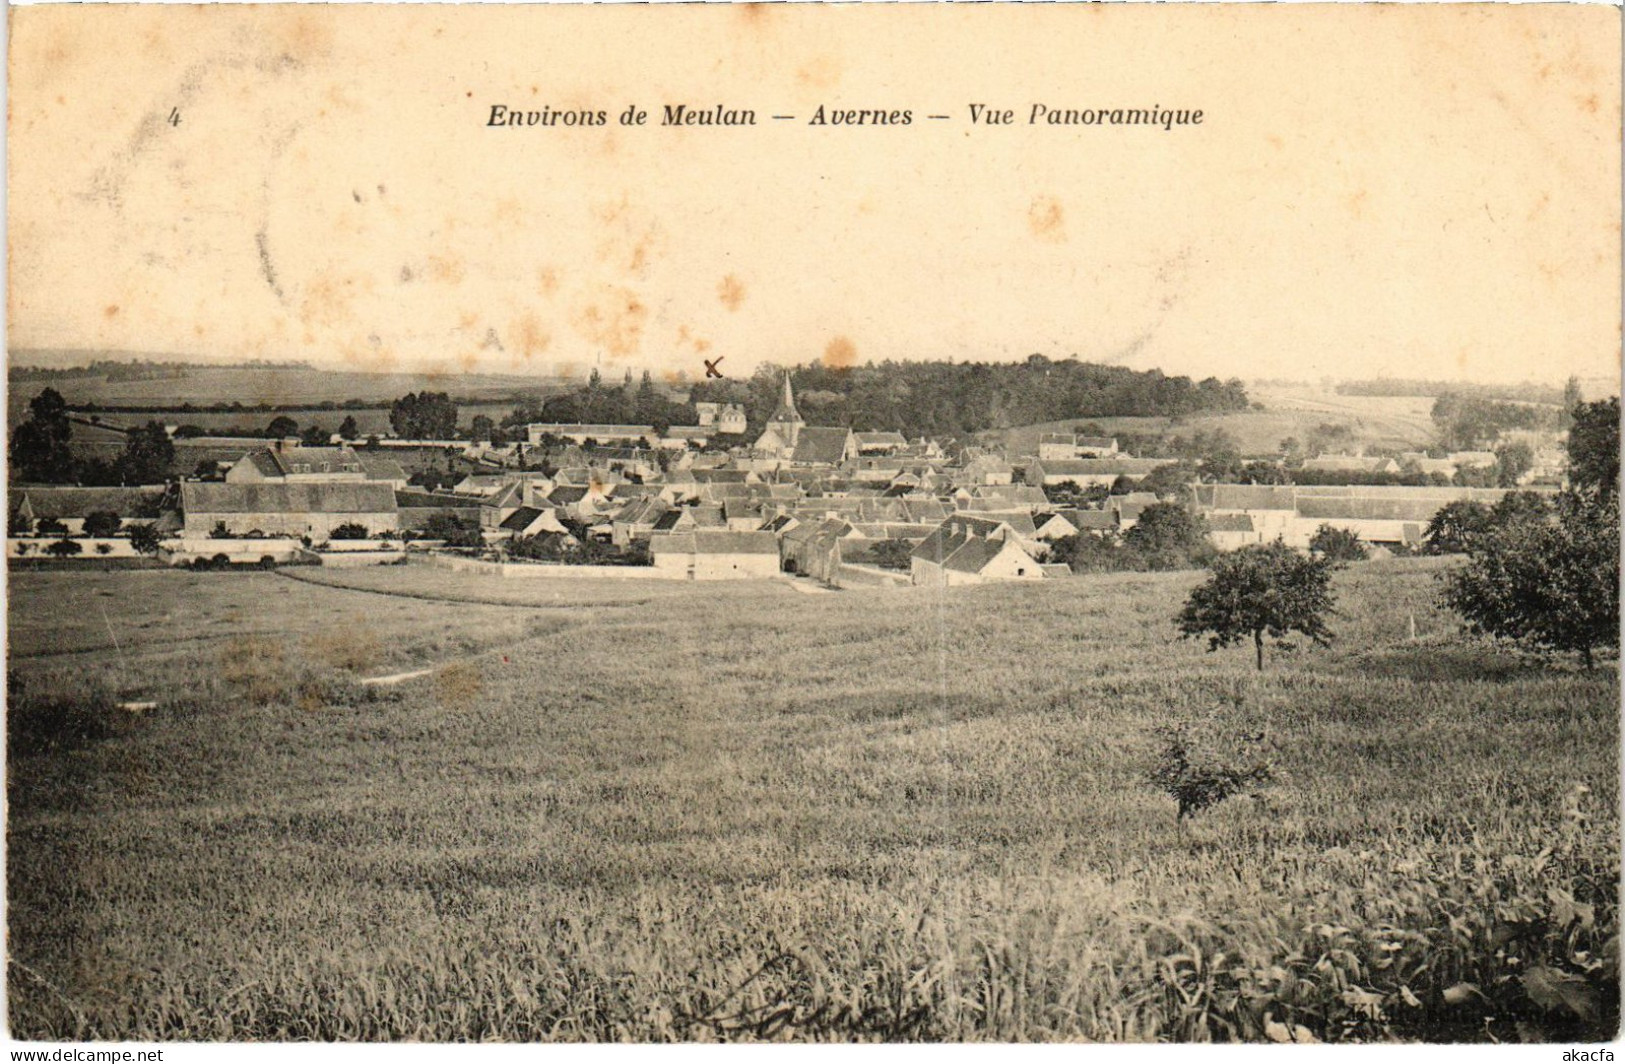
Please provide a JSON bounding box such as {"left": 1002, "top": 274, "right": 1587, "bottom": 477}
{"left": 486, "top": 102, "right": 1206, "bottom": 130}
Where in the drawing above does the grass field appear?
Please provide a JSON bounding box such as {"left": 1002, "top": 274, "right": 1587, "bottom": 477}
{"left": 7, "top": 560, "right": 1618, "bottom": 1042}
{"left": 55, "top": 404, "right": 521, "bottom": 440}
{"left": 7, "top": 363, "right": 561, "bottom": 414}
{"left": 999, "top": 387, "right": 1438, "bottom": 459}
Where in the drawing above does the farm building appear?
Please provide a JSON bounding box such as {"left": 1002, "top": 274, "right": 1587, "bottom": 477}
{"left": 650, "top": 530, "right": 782, "bottom": 580}
{"left": 910, "top": 515, "right": 1048, "bottom": 587}
{"left": 525, "top": 423, "right": 656, "bottom": 447}
{"left": 694, "top": 402, "right": 748, "bottom": 434}
{"left": 780, "top": 518, "right": 854, "bottom": 581}
{"left": 854, "top": 431, "right": 908, "bottom": 455}
{"left": 226, "top": 443, "right": 364, "bottom": 483}
{"left": 1187, "top": 483, "right": 1540, "bottom": 549}
{"left": 1300, "top": 455, "right": 1402, "bottom": 476}
{"left": 10, "top": 486, "right": 169, "bottom": 534}
{"left": 1023, "top": 457, "right": 1173, "bottom": 490}
{"left": 179, "top": 482, "right": 398, "bottom": 539}
{"left": 1205, "top": 513, "right": 1264, "bottom": 551}
{"left": 496, "top": 505, "right": 571, "bottom": 539}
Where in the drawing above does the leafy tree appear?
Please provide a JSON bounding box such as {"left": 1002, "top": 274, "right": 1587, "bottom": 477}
{"left": 1423, "top": 500, "right": 1493, "bottom": 555}
{"left": 9, "top": 509, "right": 33, "bottom": 536}
{"left": 35, "top": 518, "right": 68, "bottom": 537}
{"left": 45, "top": 538, "right": 83, "bottom": 558}
{"left": 470, "top": 414, "right": 495, "bottom": 443}
{"left": 338, "top": 415, "right": 360, "bottom": 440}
{"left": 95, "top": 543, "right": 113, "bottom": 556}
{"left": 1308, "top": 524, "right": 1368, "bottom": 563}
{"left": 1567, "top": 398, "right": 1619, "bottom": 499}
{"left": 194, "top": 459, "right": 223, "bottom": 479}
{"left": 172, "top": 424, "right": 208, "bottom": 439}
{"left": 1494, "top": 440, "right": 1534, "bottom": 488}
{"left": 1049, "top": 532, "right": 1122, "bottom": 573}
{"left": 390, "top": 392, "right": 458, "bottom": 440}
{"left": 115, "top": 422, "right": 176, "bottom": 484}
{"left": 1123, "top": 503, "right": 1210, "bottom": 571}
{"left": 1490, "top": 490, "right": 1552, "bottom": 526}
{"left": 29, "top": 388, "right": 70, "bottom": 433}
{"left": 420, "top": 510, "right": 483, "bottom": 548}
{"left": 82, "top": 511, "right": 122, "bottom": 538}
{"left": 868, "top": 538, "right": 915, "bottom": 571}
{"left": 1236, "top": 461, "right": 1292, "bottom": 486}
{"left": 300, "top": 424, "right": 331, "bottom": 447}
{"left": 211, "top": 521, "right": 231, "bottom": 539}
{"left": 1441, "top": 490, "right": 1619, "bottom": 669}
{"left": 329, "top": 523, "right": 370, "bottom": 540}
{"left": 10, "top": 387, "right": 76, "bottom": 483}
{"left": 266, "top": 415, "right": 300, "bottom": 438}
{"left": 128, "top": 524, "right": 163, "bottom": 555}
{"left": 1177, "top": 539, "right": 1337, "bottom": 670}
{"left": 1139, "top": 462, "right": 1197, "bottom": 499}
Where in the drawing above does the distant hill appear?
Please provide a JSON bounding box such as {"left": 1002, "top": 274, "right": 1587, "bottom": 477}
{"left": 7, "top": 352, "right": 570, "bottom": 426}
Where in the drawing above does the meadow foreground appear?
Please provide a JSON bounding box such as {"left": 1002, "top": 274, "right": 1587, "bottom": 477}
{"left": 7, "top": 559, "right": 1618, "bottom": 1041}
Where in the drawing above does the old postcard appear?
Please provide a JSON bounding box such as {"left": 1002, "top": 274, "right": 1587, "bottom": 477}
{"left": 5, "top": 2, "right": 1620, "bottom": 1049}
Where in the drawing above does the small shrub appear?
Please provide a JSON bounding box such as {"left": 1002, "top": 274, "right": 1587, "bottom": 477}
{"left": 1308, "top": 524, "right": 1368, "bottom": 562}
{"left": 1147, "top": 721, "right": 1273, "bottom": 822}
{"left": 45, "top": 539, "right": 82, "bottom": 559}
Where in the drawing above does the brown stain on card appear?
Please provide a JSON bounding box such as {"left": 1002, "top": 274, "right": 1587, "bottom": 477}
{"left": 823, "top": 336, "right": 857, "bottom": 369}
{"left": 717, "top": 274, "right": 746, "bottom": 312}
{"left": 796, "top": 55, "right": 844, "bottom": 90}
{"left": 512, "top": 311, "right": 552, "bottom": 360}
{"left": 1028, "top": 196, "right": 1066, "bottom": 243}
{"left": 571, "top": 285, "right": 646, "bottom": 359}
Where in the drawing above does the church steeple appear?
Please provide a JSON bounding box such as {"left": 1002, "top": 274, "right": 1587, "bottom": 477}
{"left": 769, "top": 373, "right": 801, "bottom": 425}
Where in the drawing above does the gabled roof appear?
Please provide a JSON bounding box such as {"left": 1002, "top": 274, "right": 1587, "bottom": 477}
{"left": 1031, "top": 458, "right": 1169, "bottom": 476}
{"left": 548, "top": 485, "right": 590, "bottom": 506}
{"left": 1295, "top": 497, "right": 1446, "bottom": 523}
{"left": 693, "top": 530, "right": 780, "bottom": 555}
{"left": 760, "top": 513, "right": 799, "bottom": 534}
{"left": 791, "top": 426, "right": 853, "bottom": 465}
{"left": 500, "top": 506, "right": 548, "bottom": 532}
{"left": 180, "top": 482, "right": 397, "bottom": 515}
{"left": 12, "top": 486, "right": 167, "bottom": 520}
{"left": 688, "top": 504, "right": 727, "bottom": 527}
{"left": 356, "top": 455, "right": 408, "bottom": 481}
{"left": 613, "top": 497, "right": 669, "bottom": 525}
{"left": 651, "top": 509, "right": 691, "bottom": 531}
{"left": 263, "top": 446, "right": 367, "bottom": 476}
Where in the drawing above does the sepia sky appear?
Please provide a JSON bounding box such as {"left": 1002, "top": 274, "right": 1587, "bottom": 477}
{"left": 6, "top": 4, "right": 1621, "bottom": 385}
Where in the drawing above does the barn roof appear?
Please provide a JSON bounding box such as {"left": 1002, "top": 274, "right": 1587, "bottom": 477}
{"left": 12, "top": 486, "right": 168, "bottom": 520}
{"left": 180, "top": 482, "right": 397, "bottom": 514}
{"left": 791, "top": 427, "right": 853, "bottom": 465}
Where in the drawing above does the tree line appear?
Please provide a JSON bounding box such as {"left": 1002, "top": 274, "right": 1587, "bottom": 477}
{"left": 687, "top": 356, "right": 1249, "bottom": 438}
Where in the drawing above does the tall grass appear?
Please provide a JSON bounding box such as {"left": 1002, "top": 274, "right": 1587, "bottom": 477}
{"left": 7, "top": 559, "right": 1618, "bottom": 1041}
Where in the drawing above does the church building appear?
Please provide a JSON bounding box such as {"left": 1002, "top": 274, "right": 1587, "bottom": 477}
{"left": 754, "top": 374, "right": 805, "bottom": 459}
